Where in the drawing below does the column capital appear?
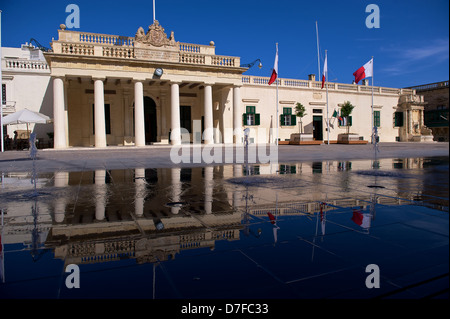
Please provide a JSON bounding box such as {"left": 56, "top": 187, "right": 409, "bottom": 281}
{"left": 170, "top": 80, "right": 183, "bottom": 85}
{"left": 203, "top": 81, "right": 215, "bottom": 86}
{"left": 92, "top": 76, "right": 106, "bottom": 82}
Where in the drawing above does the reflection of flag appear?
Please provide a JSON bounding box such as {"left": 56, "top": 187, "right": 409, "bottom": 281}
{"left": 332, "top": 110, "right": 338, "bottom": 118}
{"left": 352, "top": 210, "right": 364, "bottom": 225}
{"left": 268, "top": 46, "right": 278, "bottom": 85}
{"left": 351, "top": 209, "right": 371, "bottom": 229}
{"left": 268, "top": 212, "right": 276, "bottom": 224}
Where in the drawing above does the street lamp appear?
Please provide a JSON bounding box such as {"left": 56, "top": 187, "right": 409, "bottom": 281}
{"left": 241, "top": 59, "right": 262, "bottom": 69}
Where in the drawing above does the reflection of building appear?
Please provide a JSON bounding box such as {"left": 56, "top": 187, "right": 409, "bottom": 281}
{"left": 2, "top": 20, "right": 433, "bottom": 148}
{"left": 1, "top": 158, "right": 445, "bottom": 268}
{"left": 406, "top": 81, "right": 449, "bottom": 142}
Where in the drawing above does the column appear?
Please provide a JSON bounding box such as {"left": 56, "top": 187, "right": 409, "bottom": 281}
{"left": 94, "top": 78, "right": 107, "bottom": 148}
{"left": 204, "top": 84, "right": 214, "bottom": 145}
{"left": 134, "top": 81, "right": 146, "bottom": 146}
{"left": 170, "top": 82, "right": 181, "bottom": 145}
{"left": 53, "top": 77, "right": 67, "bottom": 149}
{"left": 233, "top": 86, "right": 242, "bottom": 144}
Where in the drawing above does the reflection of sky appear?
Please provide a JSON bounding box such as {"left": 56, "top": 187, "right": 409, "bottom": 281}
{"left": 0, "top": 157, "right": 448, "bottom": 299}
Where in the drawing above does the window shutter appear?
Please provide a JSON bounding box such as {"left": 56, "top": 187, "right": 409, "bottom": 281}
{"left": 243, "top": 113, "right": 247, "bottom": 126}
{"left": 280, "top": 114, "right": 285, "bottom": 126}
{"left": 291, "top": 114, "right": 297, "bottom": 126}
{"left": 348, "top": 116, "right": 352, "bottom": 126}
{"left": 255, "top": 113, "right": 260, "bottom": 125}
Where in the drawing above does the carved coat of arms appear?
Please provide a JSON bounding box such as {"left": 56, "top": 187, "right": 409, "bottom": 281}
{"left": 135, "top": 20, "right": 177, "bottom": 47}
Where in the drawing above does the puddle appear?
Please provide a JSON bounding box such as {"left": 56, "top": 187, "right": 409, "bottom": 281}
{"left": 0, "top": 157, "right": 448, "bottom": 299}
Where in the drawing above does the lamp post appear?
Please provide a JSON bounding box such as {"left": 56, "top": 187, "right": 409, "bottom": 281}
{"left": 240, "top": 59, "right": 262, "bottom": 69}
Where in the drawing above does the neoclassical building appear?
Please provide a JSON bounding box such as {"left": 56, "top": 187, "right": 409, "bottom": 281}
{"left": 2, "top": 21, "right": 434, "bottom": 148}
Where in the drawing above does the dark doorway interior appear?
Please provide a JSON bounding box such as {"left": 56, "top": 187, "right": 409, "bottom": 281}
{"left": 313, "top": 116, "right": 323, "bottom": 141}
{"left": 144, "top": 97, "right": 157, "bottom": 144}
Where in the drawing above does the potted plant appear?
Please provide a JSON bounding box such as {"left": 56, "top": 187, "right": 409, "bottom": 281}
{"left": 295, "top": 102, "right": 307, "bottom": 134}
{"left": 338, "top": 101, "right": 361, "bottom": 143}
{"left": 340, "top": 101, "right": 354, "bottom": 134}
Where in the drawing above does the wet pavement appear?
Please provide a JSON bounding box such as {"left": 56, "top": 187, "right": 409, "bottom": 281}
{"left": 0, "top": 152, "right": 448, "bottom": 300}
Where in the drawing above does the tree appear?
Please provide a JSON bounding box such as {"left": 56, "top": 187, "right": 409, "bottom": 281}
{"left": 340, "top": 101, "right": 355, "bottom": 134}
{"left": 295, "top": 102, "right": 307, "bottom": 134}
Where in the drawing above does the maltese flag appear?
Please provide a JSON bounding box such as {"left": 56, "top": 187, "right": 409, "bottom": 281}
{"left": 268, "top": 46, "right": 278, "bottom": 85}
{"left": 353, "top": 58, "right": 373, "bottom": 84}
{"left": 322, "top": 53, "right": 327, "bottom": 89}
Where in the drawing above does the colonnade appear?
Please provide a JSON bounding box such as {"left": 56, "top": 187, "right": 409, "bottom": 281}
{"left": 52, "top": 77, "right": 242, "bottom": 148}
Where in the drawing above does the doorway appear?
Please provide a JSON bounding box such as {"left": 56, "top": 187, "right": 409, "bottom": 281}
{"left": 144, "top": 97, "right": 157, "bottom": 144}
{"left": 313, "top": 116, "right": 323, "bottom": 141}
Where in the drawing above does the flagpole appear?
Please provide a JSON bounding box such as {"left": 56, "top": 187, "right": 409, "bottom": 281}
{"left": 153, "top": 0, "right": 156, "bottom": 23}
{"left": 316, "top": 21, "right": 321, "bottom": 80}
{"left": 325, "top": 50, "right": 329, "bottom": 145}
{"left": 276, "top": 42, "right": 279, "bottom": 146}
{"left": 371, "top": 56, "right": 374, "bottom": 144}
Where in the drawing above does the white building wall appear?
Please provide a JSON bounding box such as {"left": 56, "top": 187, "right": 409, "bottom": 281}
{"left": 1, "top": 45, "right": 53, "bottom": 141}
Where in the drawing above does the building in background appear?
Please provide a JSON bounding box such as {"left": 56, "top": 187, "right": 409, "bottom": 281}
{"left": 1, "top": 43, "right": 53, "bottom": 147}
{"left": 406, "top": 81, "right": 449, "bottom": 142}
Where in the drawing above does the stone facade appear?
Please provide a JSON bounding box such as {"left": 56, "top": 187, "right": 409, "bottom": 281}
{"left": 2, "top": 22, "right": 435, "bottom": 149}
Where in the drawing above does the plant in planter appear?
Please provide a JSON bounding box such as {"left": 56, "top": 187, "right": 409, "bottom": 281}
{"left": 340, "top": 101, "right": 355, "bottom": 134}
{"left": 295, "top": 102, "right": 307, "bottom": 134}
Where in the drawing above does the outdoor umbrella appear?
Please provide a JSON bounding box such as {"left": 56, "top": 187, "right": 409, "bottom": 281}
{"left": 2, "top": 108, "right": 51, "bottom": 148}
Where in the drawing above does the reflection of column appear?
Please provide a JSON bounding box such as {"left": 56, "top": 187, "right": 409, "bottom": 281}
{"left": 134, "top": 81, "right": 146, "bottom": 146}
{"left": 95, "top": 170, "right": 107, "bottom": 221}
{"left": 170, "top": 82, "right": 181, "bottom": 145}
{"left": 204, "top": 84, "right": 214, "bottom": 145}
{"left": 135, "top": 168, "right": 145, "bottom": 217}
{"left": 94, "top": 79, "right": 107, "bottom": 148}
{"left": 54, "top": 171, "right": 69, "bottom": 223}
{"left": 232, "top": 165, "right": 243, "bottom": 208}
{"left": 171, "top": 168, "right": 181, "bottom": 214}
{"left": 204, "top": 166, "right": 213, "bottom": 214}
{"left": 53, "top": 77, "right": 68, "bottom": 149}
{"left": 233, "top": 86, "right": 242, "bottom": 144}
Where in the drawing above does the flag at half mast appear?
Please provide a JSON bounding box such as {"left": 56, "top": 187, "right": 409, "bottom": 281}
{"left": 268, "top": 45, "right": 278, "bottom": 85}
{"left": 321, "top": 53, "right": 327, "bottom": 89}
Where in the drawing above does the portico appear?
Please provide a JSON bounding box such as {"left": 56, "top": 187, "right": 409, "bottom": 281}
{"left": 45, "top": 21, "right": 245, "bottom": 149}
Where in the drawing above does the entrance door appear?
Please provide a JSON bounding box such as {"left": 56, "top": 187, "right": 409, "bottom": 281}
{"left": 144, "top": 97, "right": 157, "bottom": 144}
{"left": 313, "top": 116, "right": 323, "bottom": 140}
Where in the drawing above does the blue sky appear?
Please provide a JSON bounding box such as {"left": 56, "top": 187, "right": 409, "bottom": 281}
{"left": 1, "top": 0, "right": 448, "bottom": 88}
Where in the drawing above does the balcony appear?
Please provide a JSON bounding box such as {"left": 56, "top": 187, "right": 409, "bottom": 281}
{"left": 50, "top": 29, "right": 241, "bottom": 69}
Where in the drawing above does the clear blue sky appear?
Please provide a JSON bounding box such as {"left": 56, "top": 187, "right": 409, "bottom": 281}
{"left": 1, "top": 0, "right": 449, "bottom": 88}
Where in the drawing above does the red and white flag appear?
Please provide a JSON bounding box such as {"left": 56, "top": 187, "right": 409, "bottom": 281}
{"left": 353, "top": 58, "right": 373, "bottom": 84}
{"left": 268, "top": 45, "right": 278, "bottom": 85}
{"left": 321, "top": 52, "right": 327, "bottom": 89}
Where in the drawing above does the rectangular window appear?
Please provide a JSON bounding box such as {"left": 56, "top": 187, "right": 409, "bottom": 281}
{"left": 281, "top": 107, "right": 296, "bottom": 126}
{"left": 374, "top": 111, "right": 381, "bottom": 127}
{"left": 1, "top": 84, "right": 6, "bottom": 105}
{"left": 313, "top": 109, "right": 323, "bottom": 114}
{"left": 338, "top": 115, "right": 352, "bottom": 126}
{"left": 394, "top": 112, "right": 403, "bottom": 127}
{"left": 92, "top": 104, "right": 111, "bottom": 135}
{"left": 243, "top": 106, "right": 260, "bottom": 126}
